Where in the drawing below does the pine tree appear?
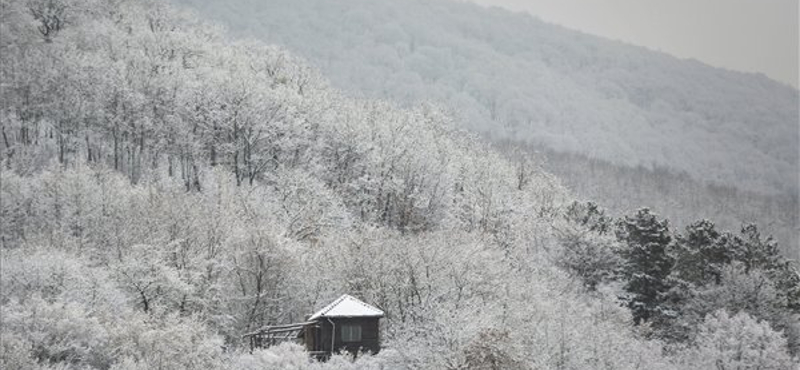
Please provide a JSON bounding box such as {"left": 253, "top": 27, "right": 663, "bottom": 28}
{"left": 733, "top": 224, "right": 785, "bottom": 273}
{"left": 558, "top": 201, "right": 620, "bottom": 290}
{"left": 672, "top": 220, "right": 730, "bottom": 286}
{"left": 730, "top": 224, "right": 800, "bottom": 312}
{"left": 563, "top": 201, "right": 612, "bottom": 235}
{"left": 616, "top": 208, "right": 674, "bottom": 325}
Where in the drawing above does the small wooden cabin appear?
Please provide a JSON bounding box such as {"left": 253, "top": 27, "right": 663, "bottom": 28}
{"left": 244, "top": 294, "right": 384, "bottom": 358}
{"left": 301, "top": 294, "right": 384, "bottom": 357}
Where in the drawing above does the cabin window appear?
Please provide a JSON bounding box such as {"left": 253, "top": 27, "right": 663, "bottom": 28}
{"left": 341, "top": 324, "right": 362, "bottom": 342}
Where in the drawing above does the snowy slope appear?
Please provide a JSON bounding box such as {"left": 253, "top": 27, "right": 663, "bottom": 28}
{"left": 175, "top": 0, "right": 799, "bottom": 196}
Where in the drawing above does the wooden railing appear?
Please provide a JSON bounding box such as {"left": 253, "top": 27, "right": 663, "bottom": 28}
{"left": 242, "top": 321, "right": 318, "bottom": 351}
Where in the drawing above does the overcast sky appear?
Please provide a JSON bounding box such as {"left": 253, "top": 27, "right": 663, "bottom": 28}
{"left": 468, "top": 0, "right": 799, "bottom": 88}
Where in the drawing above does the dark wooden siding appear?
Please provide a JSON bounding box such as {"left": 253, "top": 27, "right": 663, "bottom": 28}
{"left": 312, "top": 317, "right": 381, "bottom": 355}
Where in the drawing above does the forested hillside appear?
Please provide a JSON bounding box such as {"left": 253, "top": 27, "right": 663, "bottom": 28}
{"left": 516, "top": 146, "right": 799, "bottom": 258}
{"left": 1, "top": 0, "right": 798, "bottom": 369}
{"left": 175, "top": 0, "right": 799, "bottom": 197}
{"left": 174, "top": 0, "right": 800, "bottom": 263}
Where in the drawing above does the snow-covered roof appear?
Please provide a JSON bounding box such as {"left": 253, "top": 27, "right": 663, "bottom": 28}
{"left": 308, "top": 294, "right": 384, "bottom": 320}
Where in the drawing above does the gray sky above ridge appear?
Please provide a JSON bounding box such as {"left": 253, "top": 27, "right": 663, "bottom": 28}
{"left": 467, "top": 0, "right": 799, "bottom": 88}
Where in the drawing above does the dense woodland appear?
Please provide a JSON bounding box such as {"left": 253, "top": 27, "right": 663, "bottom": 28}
{"left": 519, "top": 146, "right": 799, "bottom": 259}
{"left": 1, "top": 1, "right": 799, "bottom": 369}
{"left": 176, "top": 0, "right": 800, "bottom": 197}
{"left": 175, "top": 0, "right": 800, "bottom": 264}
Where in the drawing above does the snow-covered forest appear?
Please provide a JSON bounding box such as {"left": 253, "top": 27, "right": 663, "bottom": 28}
{"left": 175, "top": 0, "right": 799, "bottom": 196}
{"left": 1, "top": 0, "right": 798, "bottom": 369}
{"left": 175, "top": 0, "right": 800, "bottom": 257}
{"left": 518, "top": 145, "right": 800, "bottom": 259}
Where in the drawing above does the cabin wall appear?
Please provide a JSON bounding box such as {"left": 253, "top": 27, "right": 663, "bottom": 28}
{"left": 313, "top": 317, "right": 381, "bottom": 355}
{"left": 304, "top": 325, "right": 316, "bottom": 352}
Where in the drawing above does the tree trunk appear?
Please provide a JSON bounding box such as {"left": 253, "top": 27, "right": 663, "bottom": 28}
{"left": 2, "top": 126, "right": 12, "bottom": 161}
{"left": 113, "top": 127, "right": 120, "bottom": 171}
{"left": 85, "top": 134, "right": 93, "bottom": 162}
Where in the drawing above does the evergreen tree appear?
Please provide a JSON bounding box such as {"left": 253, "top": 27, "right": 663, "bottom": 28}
{"left": 616, "top": 208, "right": 674, "bottom": 325}
{"left": 733, "top": 224, "right": 785, "bottom": 273}
{"left": 729, "top": 224, "right": 800, "bottom": 312}
{"left": 557, "top": 201, "right": 621, "bottom": 290}
{"left": 672, "top": 220, "right": 730, "bottom": 286}
{"left": 563, "top": 201, "right": 612, "bottom": 235}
